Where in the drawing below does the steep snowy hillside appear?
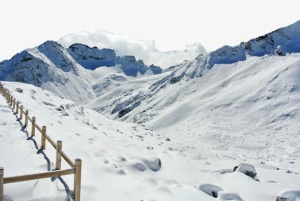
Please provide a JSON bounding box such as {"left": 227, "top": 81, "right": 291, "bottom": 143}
{"left": 89, "top": 53, "right": 300, "bottom": 161}
{"left": 93, "top": 20, "right": 300, "bottom": 119}
{"left": 91, "top": 21, "right": 300, "bottom": 163}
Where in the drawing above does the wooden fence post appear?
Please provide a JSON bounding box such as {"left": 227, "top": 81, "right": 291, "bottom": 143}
{"left": 31, "top": 117, "right": 36, "bottom": 137}
{"left": 10, "top": 96, "right": 13, "bottom": 106}
{"left": 20, "top": 105, "right": 24, "bottom": 120}
{"left": 0, "top": 167, "right": 3, "bottom": 201}
{"left": 25, "top": 110, "right": 29, "bottom": 127}
{"left": 13, "top": 98, "right": 16, "bottom": 110}
{"left": 16, "top": 101, "right": 19, "bottom": 114}
{"left": 56, "top": 141, "right": 62, "bottom": 170}
{"left": 41, "top": 126, "right": 46, "bottom": 150}
{"left": 74, "top": 159, "right": 82, "bottom": 201}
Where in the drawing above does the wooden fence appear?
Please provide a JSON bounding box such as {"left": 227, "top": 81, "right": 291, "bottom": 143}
{"left": 0, "top": 82, "right": 82, "bottom": 201}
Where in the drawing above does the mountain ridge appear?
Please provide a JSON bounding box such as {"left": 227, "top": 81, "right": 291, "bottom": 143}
{"left": 80, "top": 20, "right": 300, "bottom": 163}
{"left": 0, "top": 40, "right": 165, "bottom": 103}
{"left": 1, "top": 20, "right": 300, "bottom": 136}
{"left": 57, "top": 29, "right": 207, "bottom": 68}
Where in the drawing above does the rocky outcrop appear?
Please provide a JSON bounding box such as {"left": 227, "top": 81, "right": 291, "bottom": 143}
{"left": 68, "top": 43, "right": 117, "bottom": 69}
{"left": 68, "top": 43, "right": 162, "bottom": 76}
{"left": 116, "top": 55, "right": 161, "bottom": 76}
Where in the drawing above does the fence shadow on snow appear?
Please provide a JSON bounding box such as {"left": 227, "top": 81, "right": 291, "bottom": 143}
{"left": 0, "top": 82, "right": 82, "bottom": 201}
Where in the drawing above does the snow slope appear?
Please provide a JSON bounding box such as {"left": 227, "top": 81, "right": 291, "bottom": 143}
{"left": 88, "top": 53, "right": 300, "bottom": 163}
{"left": 1, "top": 82, "right": 300, "bottom": 201}
{"left": 92, "top": 21, "right": 300, "bottom": 164}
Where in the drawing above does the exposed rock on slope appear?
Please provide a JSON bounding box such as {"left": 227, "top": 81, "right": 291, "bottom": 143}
{"left": 67, "top": 43, "right": 162, "bottom": 76}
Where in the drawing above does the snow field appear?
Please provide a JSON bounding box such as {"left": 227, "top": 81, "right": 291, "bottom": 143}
{"left": 0, "top": 82, "right": 300, "bottom": 200}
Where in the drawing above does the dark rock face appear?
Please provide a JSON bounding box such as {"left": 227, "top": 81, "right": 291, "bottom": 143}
{"left": 116, "top": 56, "right": 161, "bottom": 77}
{"left": 67, "top": 43, "right": 162, "bottom": 76}
{"left": 67, "top": 43, "right": 117, "bottom": 69}
{"left": 118, "top": 108, "right": 131, "bottom": 118}
{"left": 150, "top": 64, "right": 162, "bottom": 74}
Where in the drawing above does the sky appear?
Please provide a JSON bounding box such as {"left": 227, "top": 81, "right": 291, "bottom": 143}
{"left": 1, "top": 0, "right": 300, "bottom": 61}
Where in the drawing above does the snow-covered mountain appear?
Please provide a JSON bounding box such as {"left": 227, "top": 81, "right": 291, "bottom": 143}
{"left": 87, "top": 20, "right": 300, "bottom": 162}
{"left": 0, "top": 40, "right": 163, "bottom": 103}
{"left": 92, "top": 20, "right": 300, "bottom": 118}
{"left": 1, "top": 20, "right": 300, "bottom": 201}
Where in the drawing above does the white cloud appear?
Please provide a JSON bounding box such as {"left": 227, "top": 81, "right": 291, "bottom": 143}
{"left": 57, "top": 30, "right": 206, "bottom": 69}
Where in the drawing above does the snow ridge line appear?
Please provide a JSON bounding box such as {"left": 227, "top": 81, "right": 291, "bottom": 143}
{"left": 0, "top": 82, "right": 82, "bottom": 201}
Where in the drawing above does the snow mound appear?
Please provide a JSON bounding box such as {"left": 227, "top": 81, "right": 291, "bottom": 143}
{"left": 234, "top": 163, "right": 257, "bottom": 178}
{"left": 196, "top": 184, "right": 223, "bottom": 198}
{"left": 277, "top": 189, "right": 300, "bottom": 201}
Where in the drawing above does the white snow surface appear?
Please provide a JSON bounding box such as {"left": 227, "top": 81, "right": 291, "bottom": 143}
{"left": 1, "top": 53, "right": 300, "bottom": 201}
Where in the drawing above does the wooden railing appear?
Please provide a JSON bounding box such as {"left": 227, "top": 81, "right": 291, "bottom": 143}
{"left": 0, "top": 82, "right": 82, "bottom": 201}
